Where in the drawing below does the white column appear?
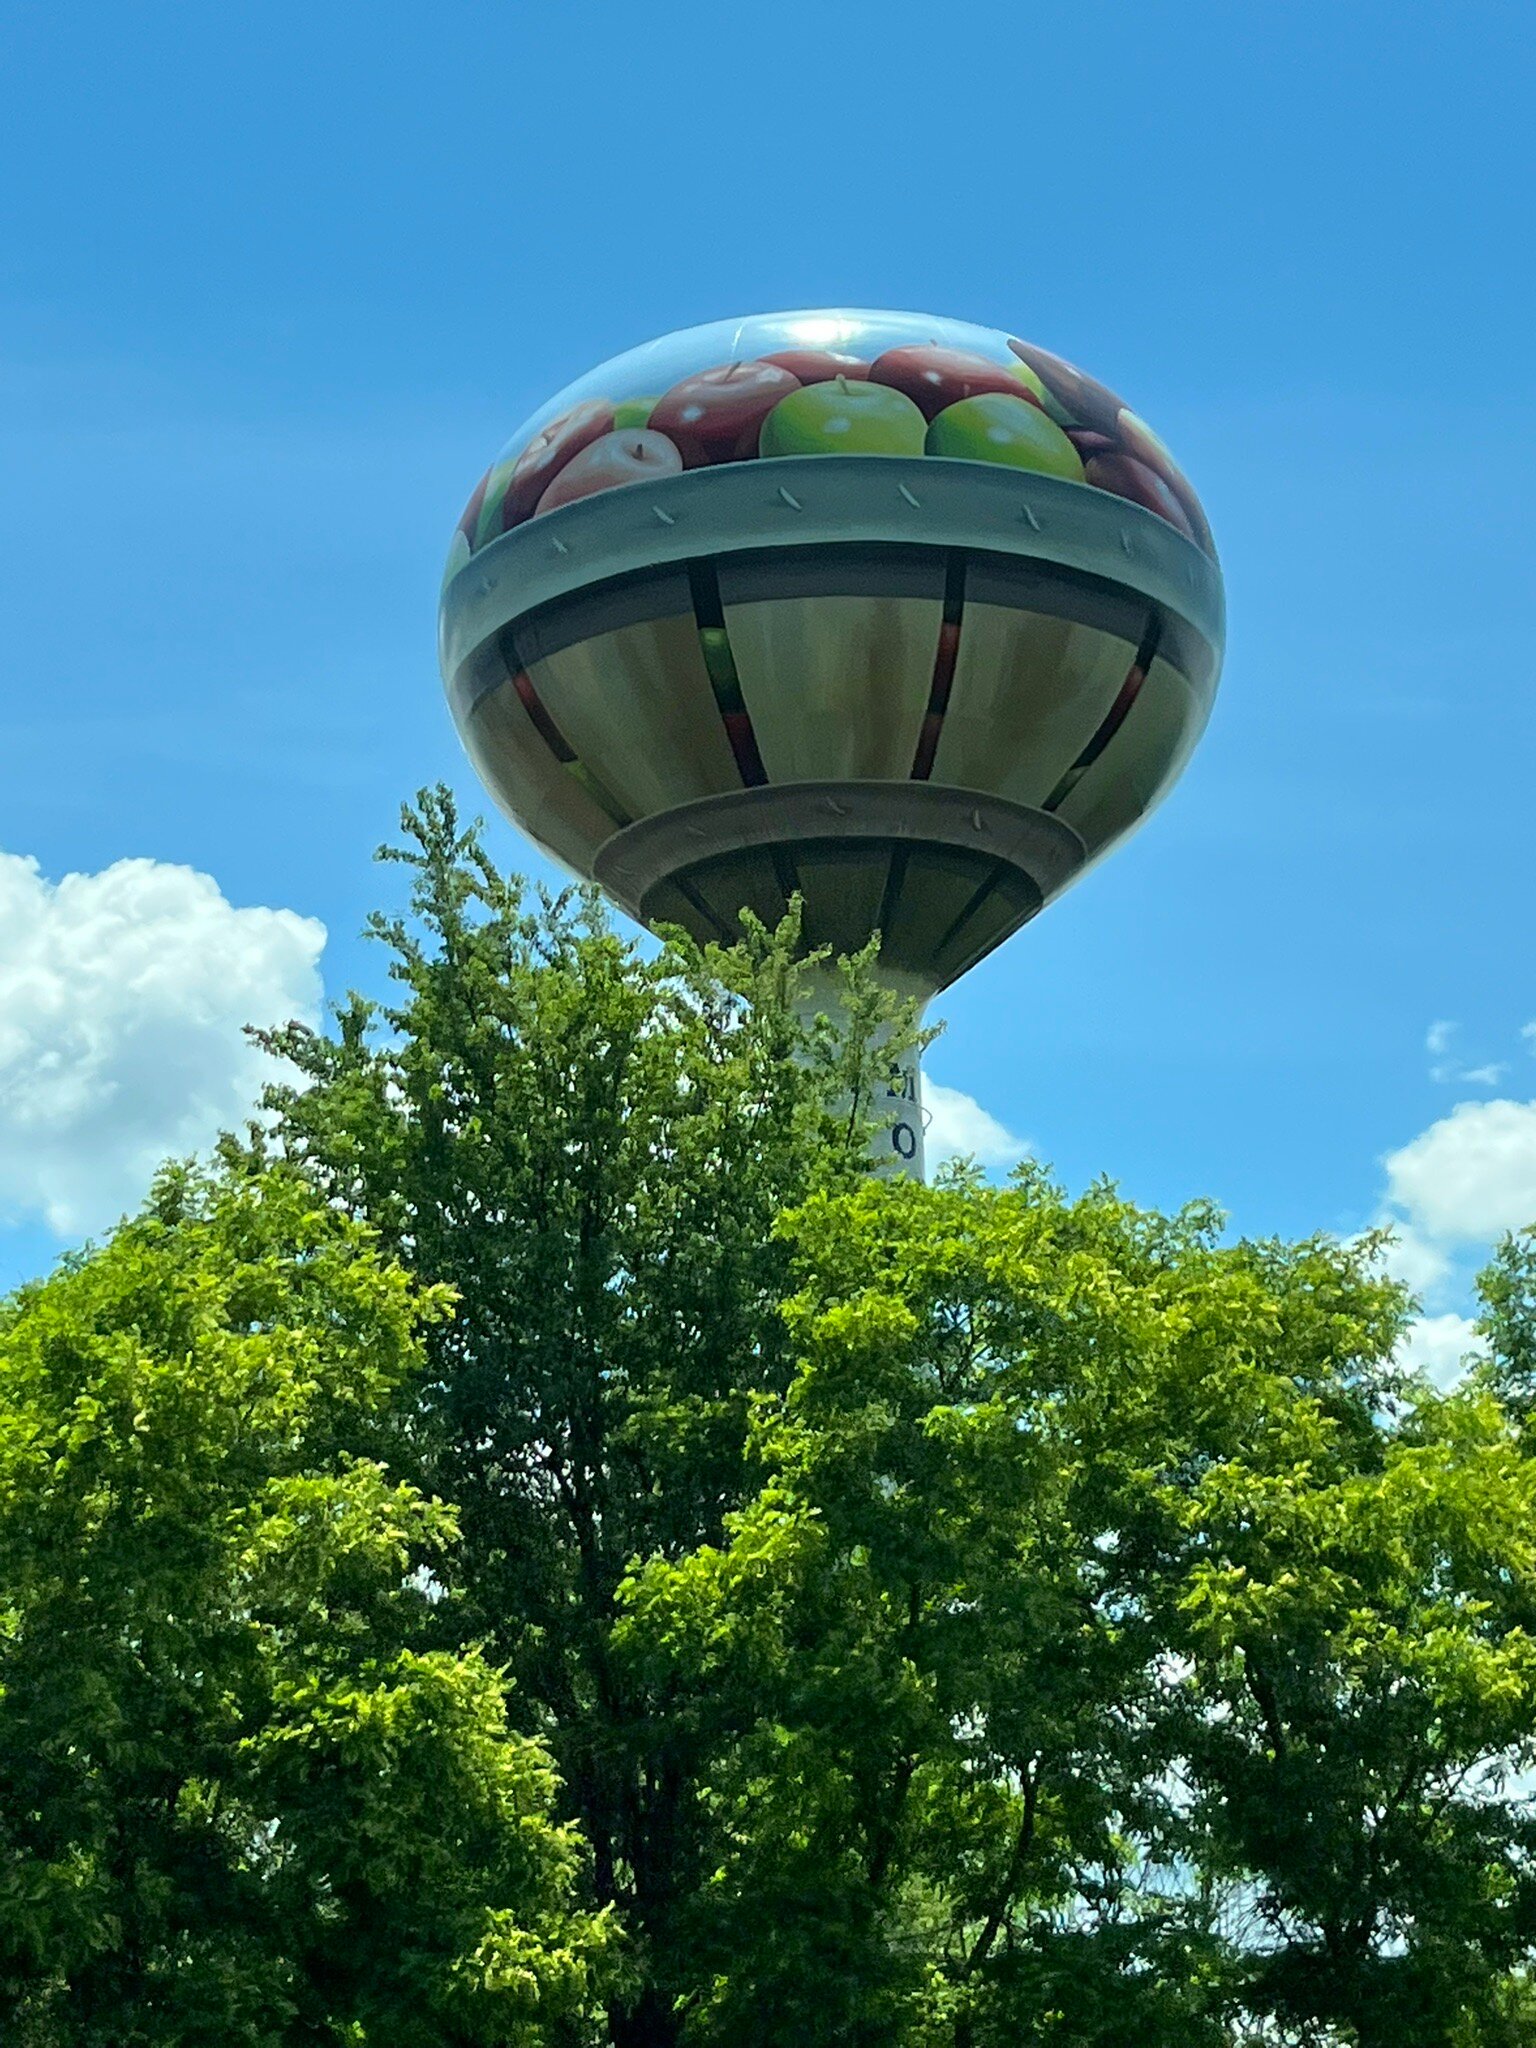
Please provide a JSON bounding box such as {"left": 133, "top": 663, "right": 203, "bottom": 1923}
{"left": 875, "top": 1017, "right": 925, "bottom": 1179}
{"left": 793, "top": 962, "right": 929, "bottom": 1181}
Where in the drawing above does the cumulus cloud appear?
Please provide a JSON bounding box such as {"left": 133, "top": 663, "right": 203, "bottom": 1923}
{"left": 1383, "top": 1098, "right": 1536, "bottom": 1248}
{"left": 1371, "top": 1020, "right": 1536, "bottom": 1385}
{"left": 1395, "top": 1312, "right": 1485, "bottom": 1389}
{"left": 0, "top": 851, "right": 325, "bottom": 1238}
{"left": 1373, "top": 1218, "right": 1454, "bottom": 1298}
{"left": 923, "top": 1077, "right": 1028, "bottom": 1171}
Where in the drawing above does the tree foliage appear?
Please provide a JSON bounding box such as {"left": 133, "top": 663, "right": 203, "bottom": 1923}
{"left": 6, "top": 792, "right": 1536, "bottom": 2044}
{"left": 618, "top": 1180, "right": 1536, "bottom": 2045}
{"left": 0, "top": 1166, "right": 613, "bottom": 2045}
{"left": 239, "top": 791, "right": 901, "bottom": 2046}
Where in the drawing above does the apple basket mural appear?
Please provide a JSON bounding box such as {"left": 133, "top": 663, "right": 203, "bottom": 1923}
{"left": 443, "top": 309, "right": 1214, "bottom": 585}
{"left": 437, "top": 307, "right": 1223, "bottom": 1107}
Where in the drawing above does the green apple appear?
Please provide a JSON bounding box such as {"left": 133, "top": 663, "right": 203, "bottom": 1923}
{"left": 926, "top": 393, "right": 1085, "bottom": 481}
{"left": 758, "top": 375, "right": 927, "bottom": 457}
{"left": 613, "top": 395, "right": 657, "bottom": 429}
{"left": 1008, "top": 359, "right": 1051, "bottom": 410}
{"left": 472, "top": 457, "right": 519, "bottom": 548}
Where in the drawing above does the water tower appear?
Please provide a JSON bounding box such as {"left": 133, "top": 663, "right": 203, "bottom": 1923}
{"left": 438, "top": 310, "right": 1224, "bottom": 1174}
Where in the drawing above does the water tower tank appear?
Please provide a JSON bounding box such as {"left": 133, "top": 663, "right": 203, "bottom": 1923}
{"left": 438, "top": 310, "right": 1224, "bottom": 1173}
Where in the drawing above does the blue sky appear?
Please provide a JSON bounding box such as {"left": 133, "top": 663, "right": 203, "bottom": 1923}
{"left": 3, "top": 0, "right": 1534, "bottom": 1370}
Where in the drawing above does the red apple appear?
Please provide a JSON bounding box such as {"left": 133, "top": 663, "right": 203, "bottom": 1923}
{"left": 1115, "top": 409, "right": 1215, "bottom": 555}
{"left": 501, "top": 399, "right": 616, "bottom": 529}
{"left": 868, "top": 344, "right": 1044, "bottom": 422}
{"left": 532, "top": 428, "right": 684, "bottom": 515}
{"left": 456, "top": 466, "right": 493, "bottom": 546}
{"left": 650, "top": 360, "right": 802, "bottom": 466}
{"left": 1063, "top": 427, "right": 1120, "bottom": 462}
{"left": 1006, "top": 339, "right": 1125, "bottom": 435}
{"left": 759, "top": 348, "right": 871, "bottom": 384}
{"left": 1082, "top": 451, "right": 1198, "bottom": 541}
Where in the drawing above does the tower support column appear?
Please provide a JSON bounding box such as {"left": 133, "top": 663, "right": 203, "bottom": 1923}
{"left": 876, "top": 1021, "right": 925, "bottom": 1179}
{"left": 793, "top": 962, "right": 929, "bottom": 1181}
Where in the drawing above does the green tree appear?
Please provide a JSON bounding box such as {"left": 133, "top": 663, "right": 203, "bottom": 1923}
{"left": 13, "top": 793, "right": 1536, "bottom": 2045}
{"left": 239, "top": 798, "right": 1536, "bottom": 2046}
{"left": 1478, "top": 1228, "right": 1536, "bottom": 1426}
{"left": 618, "top": 1174, "right": 1536, "bottom": 2045}
{"left": 0, "top": 1166, "right": 614, "bottom": 2045}
{"left": 241, "top": 791, "right": 905, "bottom": 2047}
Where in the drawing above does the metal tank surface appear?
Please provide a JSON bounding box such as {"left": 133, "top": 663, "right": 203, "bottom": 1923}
{"left": 438, "top": 309, "right": 1225, "bottom": 1175}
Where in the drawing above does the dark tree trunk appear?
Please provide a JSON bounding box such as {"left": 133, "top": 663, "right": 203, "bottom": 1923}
{"left": 610, "top": 1984, "right": 681, "bottom": 2048}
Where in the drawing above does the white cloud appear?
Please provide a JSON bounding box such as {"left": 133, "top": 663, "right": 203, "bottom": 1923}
{"left": 1524, "top": 1023, "right": 1536, "bottom": 1054}
{"left": 0, "top": 851, "right": 324, "bottom": 1238}
{"left": 923, "top": 1077, "right": 1028, "bottom": 1171}
{"left": 1425, "top": 1019, "right": 1506, "bottom": 1088}
{"left": 1396, "top": 1312, "right": 1485, "bottom": 1389}
{"left": 1372, "top": 1036, "right": 1536, "bottom": 1383}
{"left": 1373, "top": 1219, "right": 1453, "bottom": 1298}
{"left": 1384, "top": 1097, "right": 1536, "bottom": 1248}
